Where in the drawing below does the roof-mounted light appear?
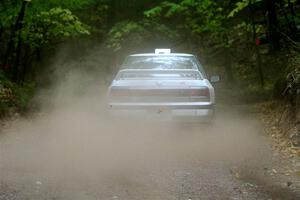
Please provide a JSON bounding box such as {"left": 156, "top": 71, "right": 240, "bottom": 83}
{"left": 155, "top": 49, "right": 171, "bottom": 54}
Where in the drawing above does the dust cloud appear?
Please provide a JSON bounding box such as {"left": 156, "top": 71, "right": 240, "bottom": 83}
{"left": 0, "top": 50, "right": 270, "bottom": 198}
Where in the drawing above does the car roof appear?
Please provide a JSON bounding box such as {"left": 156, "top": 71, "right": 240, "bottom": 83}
{"left": 128, "top": 53, "right": 194, "bottom": 57}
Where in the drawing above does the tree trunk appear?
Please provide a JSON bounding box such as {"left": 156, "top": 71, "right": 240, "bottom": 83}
{"left": 3, "top": 0, "right": 28, "bottom": 79}
{"left": 250, "top": 0, "right": 264, "bottom": 86}
{"left": 0, "top": 26, "right": 3, "bottom": 62}
{"left": 287, "top": 0, "right": 298, "bottom": 39}
{"left": 279, "top": 0, "right": 293, "bottom": 38}
{"left": 265, "top": 0, "right": 280, "bottom": 50}
{"left": 19, "top": 44, "right": 31, "bottom": 83}
{"left": 12, "top": 33, "right": 23, "bottom": 82}
{"left": 3, "top": 26, "right": 15, "bottom": 73}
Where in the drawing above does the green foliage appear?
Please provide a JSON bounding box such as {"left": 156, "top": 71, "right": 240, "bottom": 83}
{"left": 12, "top": 81, "right": 35, "bottom": 112}
{"left": 241, "top": 83, "right": 273, "bottom": 102}
{"left": 144, "top": 0, "right": 228, "bottom": 56}
{"left": 144, "top": 19, "right": 180, "bottom": 41}
{"left": 228, "top": 0, "right": 262, "bottom": 18}
{"left": 145, "top": 0, "right": 224, "bottom": 35}
{"left": 0, "top": 70, "right": 35, "bottom": 116}
{"left": 76, "top": 3, "right": 109, "bottom": 35}
{"left": 285, "top": 52, "right": 300, "bottom": 96}
{"left": 144, "top": 6, "right": 162, "bottom": 18}
{"left": 0, "top": 0, "right": 299, "bottom": 115}
{"left": 0, "top": 0, "right": 101, "bottom": 29}
{"left": 106, "top": 21, "right": 148, "bottom": 51}
{"left": 105, "top": 19, "right": 180, "bottom": 53}
{"left": 0, "top": 1, "right": 20, "bottom": 29}
{"left": 29, "top": 0, "right": 102, "bottom": 12}
{"left": 22, "top": 7, "right": 90, "bottom": 49}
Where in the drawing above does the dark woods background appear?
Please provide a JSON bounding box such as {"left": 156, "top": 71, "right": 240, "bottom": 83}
{"left": 0, "top": 0, "right": 299, "bottom": 119}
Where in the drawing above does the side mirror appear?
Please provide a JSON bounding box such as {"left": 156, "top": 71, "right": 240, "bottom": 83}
{"left": 210, "top": 75, "right": 220, "bottom": 83}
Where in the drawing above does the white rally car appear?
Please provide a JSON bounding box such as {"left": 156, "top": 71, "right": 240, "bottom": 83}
{"left": 108, "top": 49, "right": 219, "bottom": 122}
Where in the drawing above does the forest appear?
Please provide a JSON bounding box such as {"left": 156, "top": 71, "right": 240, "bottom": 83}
{"left": 0, "top": 0, "right": 299, "bottom": 117}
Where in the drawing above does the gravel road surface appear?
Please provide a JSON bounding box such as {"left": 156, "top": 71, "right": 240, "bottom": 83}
{"left": 0, "top": 106, "right": 300, "bottom": 200}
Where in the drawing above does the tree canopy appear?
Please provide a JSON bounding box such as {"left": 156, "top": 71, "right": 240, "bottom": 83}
{"left": 0, "top": 0, "right": 300, "bottom": 114}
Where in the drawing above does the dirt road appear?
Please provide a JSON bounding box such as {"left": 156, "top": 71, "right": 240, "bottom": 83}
{"left": 0, "top": 105, "right": 300, "bottom": 200}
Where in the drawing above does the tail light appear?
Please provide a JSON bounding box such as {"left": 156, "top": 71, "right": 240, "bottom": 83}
{"left": 188, "top": 88, "right": 209, "bottom": 97}
{"left": 109, "top": 88, "right": 210, "bottom": 101}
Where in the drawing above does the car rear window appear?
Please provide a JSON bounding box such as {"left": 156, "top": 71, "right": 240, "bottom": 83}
{"left": 121, "top": 56, "right": 198, "bottom": 70}
{"left": 118, "top": 71, "right": 202, "bottom": 80}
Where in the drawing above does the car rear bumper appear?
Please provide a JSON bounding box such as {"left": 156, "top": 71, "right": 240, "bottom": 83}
{"left": 108, "top": 102, "right": 214, "bottom": 122}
